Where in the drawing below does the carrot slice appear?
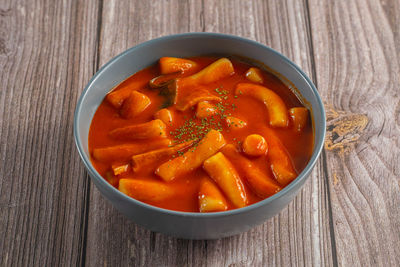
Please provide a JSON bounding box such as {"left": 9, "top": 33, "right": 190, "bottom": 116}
{"left": 181, "top": 58, "right": 234, "bottom": 85}
{"left": 203, "top": 152, "right": 247, "bottom": 208}
{"left": 109, "top": 119, "right": 167, "bottom": 140}
{"left": 260, "top": 127, "right": 297, "bottom": 186}
{"left": 225, "top": 116, "right": 247, "bottom": 130}
{"left": 155, "top": 130, "right": 226, "bottom": 182}
{"left": 112, "top": 163, "right": 130, "bottom": 176}
{"left": 175, "top": 85, "right": 221, "bottom": 111}
{"left": 119, "top": 179, "right": 175, "bottom": 202}
{"left": 242, "top": 134, "right": 268, "bottom": 157}
{"left": 221, "top": 144, "right": 281, "bottom": 198}
{"left": 131, "top": 141, "right": 194, "bottom": 173}
{"left": 198, "top": 178, "right": 228, "bottom": 212}
{"left": 120, "top": 91, "right": 151, "bottom": 119}
{"left": 245, "top": 67, "right": 264, "bottom": 83}
{"left": 289, "top": 107, "right": 309, "bottom": 131}
{"left": 154, "top": 108, "right": 174, "bottom": 126}
{"left": 92, "top": 138, "right": 171, "bottom": 162}
{"left": 159, "top": 57, "right": 197, "bottom": 74}
{"left": 196, "top": 101, "right": 217, "bottom": 118}
{"left": 236, "top": 83, "right": 288, "bottom": 127}
{"left": 106, "top": 80, "right": 148, "bottom": 109}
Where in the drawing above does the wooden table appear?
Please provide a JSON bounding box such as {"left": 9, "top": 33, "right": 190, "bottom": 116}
{"left": 1, "top": 0, "right": 399, "bottom": 266}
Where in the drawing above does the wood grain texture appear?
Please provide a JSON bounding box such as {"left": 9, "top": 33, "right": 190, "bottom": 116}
{"left": 0, "top": 0, "right": 99, "bottom": 266}
{"left": 309, "top": 0, "right": 400, "bottom": 266}
{"left": 84, "top": 0, "right": 335, "bottom": 266}
{"left": 2, "top": 0, "right": 398, "bottom": 265}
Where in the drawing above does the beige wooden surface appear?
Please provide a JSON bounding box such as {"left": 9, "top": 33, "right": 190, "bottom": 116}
{"left": 0, "top": 0, "right": 398, "bottom": 266}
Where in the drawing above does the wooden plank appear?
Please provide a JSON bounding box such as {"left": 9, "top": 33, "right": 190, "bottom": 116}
{"left": 308, "top": 0, "right": 400, "bottom": 266}
{"left": 0, "top": 0, "right": 100, "bottom": 266}
{"left": 85, "top": 0, "right": 336, "bottom": 266}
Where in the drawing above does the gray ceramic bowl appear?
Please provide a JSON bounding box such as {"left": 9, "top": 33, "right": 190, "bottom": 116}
{"left": 74, "top": 33, "right": 326, "bottom": 239}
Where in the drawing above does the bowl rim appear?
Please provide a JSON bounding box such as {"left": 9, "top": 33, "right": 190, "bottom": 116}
{"left": 74, "top": 32, "right": 326, "bottom": 218}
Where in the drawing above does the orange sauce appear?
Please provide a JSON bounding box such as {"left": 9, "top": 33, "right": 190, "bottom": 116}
{"left": 89, "top": 56, "right": 314, "bottom": 212}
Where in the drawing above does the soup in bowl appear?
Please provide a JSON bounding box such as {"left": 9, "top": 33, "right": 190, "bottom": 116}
{"left": 74, "top": 33, "right": 325, "bottom": 239}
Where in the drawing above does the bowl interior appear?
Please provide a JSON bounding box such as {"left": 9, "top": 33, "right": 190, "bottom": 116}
{"left": 74, "top": 33, "right": 326, "bottom": 215}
